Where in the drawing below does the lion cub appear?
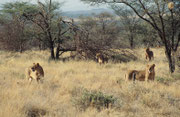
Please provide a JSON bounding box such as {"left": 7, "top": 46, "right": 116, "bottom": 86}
{"left": 145, "top": 48, "right": 154, "bottom": 61}
{"left": 95, "top": 53, "right": 108, "bottom": 64}
{"left": 25, "top": 63, "right": 44, "bottom": 83}
{"left": 126, "top": 64, "right": 155, "bottom": 81}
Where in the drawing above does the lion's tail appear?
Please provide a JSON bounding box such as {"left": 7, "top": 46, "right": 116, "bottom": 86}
{"left": 132, "top": 72, "right": 136, "bottom": 81}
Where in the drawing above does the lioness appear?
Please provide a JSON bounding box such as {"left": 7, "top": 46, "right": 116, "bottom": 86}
{"left": 125, "top": 64, "right": 155, "bottom": 81}
{"left": 95, "top": 53, "right": 108, "bottom": 64}
{"left": 145, "top": 48, "right": 154, "bottom": 61}
{"left": 25, "top": 63, "right": 44, "bottom": 83}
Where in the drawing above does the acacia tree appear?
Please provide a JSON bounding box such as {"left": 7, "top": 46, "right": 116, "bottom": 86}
{"left": 112, "top": 6, "right": 141, "bottom": 48}
{"left": 24, "top": 0, "right": 57, "bottom": 59}
{"left": 82, "top": 0, "right": 180, "bottom": 73}
{"left": 94, "top": 12, "right": 119, "bottom": 49}
{"left": 77, "top": 12, "right": 119, "bottom": 58}
{"left": 23, "top": 0, "right": 71, "bottom": 60}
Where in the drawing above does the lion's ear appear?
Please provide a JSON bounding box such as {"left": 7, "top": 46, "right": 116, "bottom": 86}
{"left": 153, "top": 64, "right": 155, "bottom": 67}
{"left": 36, "top": 63, "right": 40, "bottom": 66}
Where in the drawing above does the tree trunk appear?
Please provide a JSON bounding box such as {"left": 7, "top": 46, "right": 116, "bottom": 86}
{"left": 19, "top": 41, "right": 23, "bottom": 53}
{"left": 56, "top": 45, "right": 60, "bottom": 60}
{"left": 165, "top": 47, "right": 175, "bottom": 73}
{"left": 20, "top": 44, "right": 23, "bottom": 53}
{"left": 50, "top": 40, "right": 55, "bottom": 60}
{"left": 129, "top": 35, "right": 134, "bottom": 49}
{"left": 50, "top": 48, "right": 55, "bottom": 60}
{"left": 38, "top": 40, "right": 42, "bottom": 51}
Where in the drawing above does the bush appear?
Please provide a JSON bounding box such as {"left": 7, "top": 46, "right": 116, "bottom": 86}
{"left": 72, "top": 88, "right": 117, "bottom": 111}
{"left": 156, "top": 77, "right": 175, "bottom": 85}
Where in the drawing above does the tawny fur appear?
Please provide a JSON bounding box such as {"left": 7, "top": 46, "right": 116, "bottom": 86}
{"left": 125, "top": 70, "right": 137, "bottom": 81}
{"left": 95, "top": 53, "right": 108, "bottom": 64}
{"left": 145, "top": 48, "right": 154, "bottom": 61}
{"left": 25, "top": 63, "right": 44, "bottom": 83}
{"left": 125, "top": 64, "right": 155, "bottom": 81}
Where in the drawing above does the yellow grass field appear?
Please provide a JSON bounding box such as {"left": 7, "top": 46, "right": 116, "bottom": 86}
{"left": 0, "top": 48, "right": 180, "bottom": 117}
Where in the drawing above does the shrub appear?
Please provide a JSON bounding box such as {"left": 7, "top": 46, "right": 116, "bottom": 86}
{"left": 72, "top": 89, "right": 117, "bottom": 111}
{"left": 156, "top": 77, "right": 175, "bottom": 85}
{"left": 156, "top": 77, "right": 165, "bottom": 83}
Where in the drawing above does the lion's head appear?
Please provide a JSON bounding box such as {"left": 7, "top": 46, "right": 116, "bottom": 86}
{"left": 146, "top": 64, "right": 155, "bottom": 74}
{"left": 95, "top": 53, "right": 101, "bottom": 59}
{"left": 31, "top": 63, "right": 40, "bottom": 72}
{"left": 26, "top": 63, "right": 44, "bottom": 83}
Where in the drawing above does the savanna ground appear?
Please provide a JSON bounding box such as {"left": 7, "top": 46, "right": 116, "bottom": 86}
{"left": 0, "top": 48, "right": 180, "bottom": 117}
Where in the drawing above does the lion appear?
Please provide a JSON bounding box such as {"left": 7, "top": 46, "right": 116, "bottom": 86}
{"left": 145, "top": 48, "right": 154, "bottom": 61}
{"left": 95, "top": 53, "right": 108, "bottom": 64}
{"left": 125, "top": 64, "right": 155, "bottom": 82}
{"left": 125, "top": 70, "right": 137, "bottom": 81}
{"left": 25, "top": 63, "right": 44, "bottom": 83}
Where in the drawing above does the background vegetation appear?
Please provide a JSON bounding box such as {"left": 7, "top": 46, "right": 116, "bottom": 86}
{"left": 0, "top": 0, "right": 179, "bottom": 116}
{"left": 0, "top": 0, "right": 179, "bottom": 72}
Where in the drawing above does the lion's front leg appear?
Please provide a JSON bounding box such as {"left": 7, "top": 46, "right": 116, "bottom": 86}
{"left": 28, "top": 77, "right": 33, "bottom": 84}
{"left": 36, "top": 77, "right": 41, "bottom": 84}
{"left": 145, "top": 54, "right": 148, "bottom": 60}
{"left": 149, "top": 56, "right": 151, "bottom": 61}
{"left": 145, "top": 73, "right": 149, "bottom": 82}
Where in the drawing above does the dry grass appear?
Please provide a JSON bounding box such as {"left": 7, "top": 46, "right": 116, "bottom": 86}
{"left": 0, "top": 48, "right": 180, "bottom": 117}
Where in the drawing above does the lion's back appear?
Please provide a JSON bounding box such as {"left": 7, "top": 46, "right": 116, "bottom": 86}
{"left": 149, "top": 51, "right": 154, "bottom": 57}
{"left": 135, "top": 70, "right": 146, "bottom": 81}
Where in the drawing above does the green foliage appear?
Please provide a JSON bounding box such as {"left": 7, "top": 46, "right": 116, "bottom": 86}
{"left": 156, "top": 76, "right": 177, "bottom": 85}
{"left": 107, "top": 50, "right": 137, "bottom": 63}
{"left": 0, "top": 2, "right": 37, "bottom": 24}
{"left": 1, "top": 2, "right": 38, "bottom": 19}
{"left": 137, "top": 22, "right": 160, "bottom": 47}
{"left": 156, "top": 77, "right": 165, "bottom": 83}
{"left": 111, "top": 54, "right": 137, "bottom": 63}
{"left": 72, "top": 88, "right": 117, "bottom": 111}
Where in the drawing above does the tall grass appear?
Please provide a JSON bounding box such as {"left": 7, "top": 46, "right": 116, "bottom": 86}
{"left": 0, "top": 48, "right": 179, "bottom": 117}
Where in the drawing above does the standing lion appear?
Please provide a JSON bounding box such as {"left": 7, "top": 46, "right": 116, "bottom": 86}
{"left": 125, "top": 64, "right": 155, "bottom": 82}
{"left": 95, "top": 53, "right": 108, "bottom": 64}
{"left": 145, "top": 48, "right": 154, "bottom": 61}
{"left": 25, "top": 63, "right": 44, "bottom": 83}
